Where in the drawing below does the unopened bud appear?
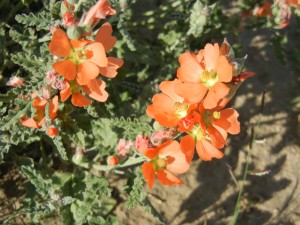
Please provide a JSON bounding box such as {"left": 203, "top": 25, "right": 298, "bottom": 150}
{"left": 107, "top": 156, "right": 119, "bottom": 166}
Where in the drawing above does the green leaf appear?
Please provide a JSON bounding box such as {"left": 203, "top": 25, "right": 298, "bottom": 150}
{"left": 125, "top": 167, "right": 147, "bottom": 209}
{"left": 15, "top": 11, "right": 53, "bottom": 31}
{"left": 11, "top": 53, "right": 48, "bottom": 76}
{"left": 91, "top": 118, "right": 118, "bottom": 149}
{"left": 70, "top": 174, "right": 111, "bottom": 225}
{"left": 84, "top": 105, "right": 99, "bottom": 118}
{"left": 52, "top": 135, "right": 68, "bottom": 160}
{"left": 111, "top": 116, "right": 153, "bottom": 139}
{"left": 0, "top": 100, "right": 32, "bottom": 131}
{"left": 21, "top": 165, "right": 51, "bottom": 196}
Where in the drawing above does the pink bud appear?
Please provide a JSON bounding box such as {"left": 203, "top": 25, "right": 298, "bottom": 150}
{"left": 63, "top": 12, "right": 75, "bottom": 28}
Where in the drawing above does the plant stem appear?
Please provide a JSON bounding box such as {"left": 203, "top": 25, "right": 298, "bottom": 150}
{"left": 229, "top": 89, "right": 266, "bottom": 225}
{"left": 73, "top": 156, "right": 147, "bottom": 172}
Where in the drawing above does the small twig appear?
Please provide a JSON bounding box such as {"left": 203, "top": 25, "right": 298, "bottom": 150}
{"left": 226, "top": 163, "right": 240, "bottom": 190}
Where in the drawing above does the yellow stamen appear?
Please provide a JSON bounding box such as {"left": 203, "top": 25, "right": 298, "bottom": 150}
{"left": 190, "top": 126, "right": 206, "bottom": 140}
{"left": 200, "top": 70, "right": 219, "bottom": 88}
{"left": 213, "top": 111, "right": 221, "bottom": 119}
{"left": 174, "top": 102, "right": 188, "bottom": 118}
{"left": 200, "top": 71, "right": 211, "bottom": 82}
{"left": 157, "top": 158, "right": 167, "bottom": 168}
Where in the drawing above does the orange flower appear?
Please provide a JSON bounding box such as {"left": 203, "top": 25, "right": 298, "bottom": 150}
{"left": 21, "top": 96, "right": 58, "bottom": 129}
{"left": 49, "top": 28, "right": 108, "bottom": 85}
{"left": 175, "top": 43, "right": 233, "bottom": 109}
{"left": 181, "top": 132, "right": 224, "bottom": 162}
{"left": 81, "top": 0, "right": 116, "bottom": 27}
{"left": 95, "top": 22, "right": 124, "bottom": 78}
{"left": 178, "top": 103, "right": 240, "bottom": 162}
{"left": 60, "top": 78, "right": 108, "bottom": 107}
{"left": 141, "top": 140, "right": 192, "bottom": 189}
{"left": 146, "top": 79, "right": 198, "bottom": 127}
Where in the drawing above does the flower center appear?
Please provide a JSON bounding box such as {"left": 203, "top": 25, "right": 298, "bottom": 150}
{"left": 69, "top": 49, "right": 88, "bottom": 64}
{"left": 156, "top": 158, "right": 167, "bottom": 168}
{"left": 213, "top": 111, "right": 221, "bottom": 119}
{"left": 190, "top": 126, "right": 206, "bottom": 141}
{"left": 200, "top": 70, "right": 219, "bottom": 88}
{"left": 174, "top": 102, "right": 188, "bottom": 118}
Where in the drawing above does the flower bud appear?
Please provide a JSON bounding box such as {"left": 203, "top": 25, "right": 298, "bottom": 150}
{"left": 107, "top": 156, "right": 119, "bottom": 166}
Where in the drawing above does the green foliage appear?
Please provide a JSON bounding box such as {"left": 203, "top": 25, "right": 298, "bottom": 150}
{"left": 67, "top": 173, "right": 112, "bottom": 225}
{"left": 11, "top": 53, "right": 49, "bottom": 75}
{"left": 91, "top": 118, "right": 118, "bottom": 150}
{"left": 0, "top": 100, "right": 32, "bottom": 131}
{"left": 15, "top": 11, "right": 54, "bottom": 31}
{"left": 52, "top": 135, "right": 68, "bottom": 160}
{"left": 111, "top": 116, "right": 153, "bottom": 139}
{"left": 125, "top": 167, "right": 147, "bottom": 209}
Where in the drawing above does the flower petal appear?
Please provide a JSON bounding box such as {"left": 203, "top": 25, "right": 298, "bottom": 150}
{"left": 216, "top": 108, "right": 240, "bottom": 134}
{"left": 141, "top": 147, "right": 159, "bottom": 159}
{"left": 177, "top": 52, "right": 203, "bottom": 83}
{"left": 180, "top": 135, "right": 195, "bottom": 163}
{"left": 77, "top": 61, "right": 100, "bottom": 85}
{"left": 207, "top": 126, "right": 226, "bottom": 149}
{"left": 217, "top": 55, "right": 233, "bottom": 82}
{"left": 86, "top": 43, "right": 108, "bottom": 67}
{"left": 160, "top": 141, "right": 191, "bottom": 174}
{"left": 203, "top": 82, "right": 230, "bottom": 109}
{"left": 71, "top": 92, "right": 92, "bottom": 107}
{"left": 82, "top": 79, "right": 108, "bottom": 102}
{"left": 174, "top": 82, "right": 208, "bottom": 104}
{"left": 21, "top": 117, "right": 38, "bottom": 128}
{"left": 157, "top": 169, "right": 183, "bottom": 186}
{"left": 142, "top": 162, "right": 156, "bottom": 189}
{"left": 146, "top": 93, "right": 175, "bottom": 117}
{"left": 60, "top": 83, "right": 71, "bottom": 102}
{"left": 95, "top": 22, "right": 117, "bottom": 52}
{"left": 49, "top": 29, "right": 72, "bottom": 57}
{"left": 196, "top": 139, "right": 224, "bottom": 161}
{"left": 204, "top": 43, "right": 220, "bottom": 71}
{"left": 98, "top": 57, "right": 123, "bottom": 78}
{"left": 159, "top": 79, "right": 184, "bottom": 103}
{"left": 49, "top": 95, "right": 58, "bottom": 120}
{"left": 53, "top": 60, "right": 77, "bottom": 81}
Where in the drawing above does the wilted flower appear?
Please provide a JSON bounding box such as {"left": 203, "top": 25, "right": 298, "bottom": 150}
{"left": 116, "top": 139, "right": 133, "bottom": 158}
{"left": 134, "top": 134, "right": 149, "bottom": 152}
{"left": 6, "top": 76, "right": 24, "bottom": 87}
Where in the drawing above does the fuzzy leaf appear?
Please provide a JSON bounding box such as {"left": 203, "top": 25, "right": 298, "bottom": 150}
{"left": 11, "top": 53, "right": 48, "bottom": 75}
{"left": 125, "top": 167, "right": 147, "bottom": 209}
{"left": 21, "top": 165, "right": 52, "bottom": 196}
{"left": 0, "top": 100, "right": 32, "bottom": 131}
{"left": 15, "top": 11, "right": 53, "bottom": 31}
{"left": 52, "top": 135, "right": 68, "bottom": 160}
